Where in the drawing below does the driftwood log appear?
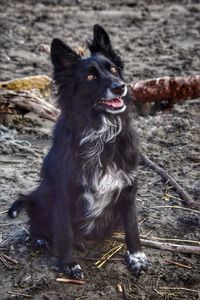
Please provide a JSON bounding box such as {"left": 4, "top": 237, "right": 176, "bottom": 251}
{"left": 1, "top": 74, "right": 200, "bottom": 120}
{"left": 0, "top": 89, "right": 59, "bottom": 122}
{"left": 131, "top": 75, "right": 200, "bottom": 104}
{"left": 0, "top": 75, "right": 51, "bottom": 94}
{"left": 0, "top": 75, "right": 56, "bottom": 122}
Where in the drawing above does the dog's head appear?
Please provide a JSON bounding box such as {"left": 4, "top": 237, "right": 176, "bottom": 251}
{"left": 51, "top": 24, "right": 127, "bottom": 115}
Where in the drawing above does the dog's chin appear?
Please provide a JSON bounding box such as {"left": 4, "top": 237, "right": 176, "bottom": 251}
{"left": 95, "top": 97, "right": 126, "bottom": 114}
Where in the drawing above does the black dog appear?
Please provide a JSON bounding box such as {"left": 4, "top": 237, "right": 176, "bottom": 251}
{"left": 8, "top": 24, "right": 148, "bottom": 279}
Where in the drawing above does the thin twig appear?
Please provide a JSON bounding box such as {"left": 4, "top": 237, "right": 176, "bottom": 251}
{"left": 1, "top": 253, "right": 18, "bottom": 265}
{"left": 152, "top": 205, "right": 200, "bottom": 214}
{"left": 159, "top": 287, "right": 199, "bottom": 293}
{"left": 139, "top": 215, "right": 149, "bottom": 224}
{"left": 153, "top": 288, "right": 165, "bottom": 297}
{"left": 0, "top": 254, "right": 12, "bottom": 268}
{"left": 0, "top": 160, "right": 23, "bottom": 164}
{"left": 140, "top": 153, "right": 194, "bottom": 206}
{"left": 164, "top": 259, "right": 192, "bottom": 269}
{"left": 0, "top": 210, "right": 8, "bottom": 215}
{"left": 143, "top": 236, "right": 200, "bottom": 246}
{"left": 22, "top": 227, "right": 30, "bottom": 235}
{"left": 123, "top": 286, "right": 128, "bottom": 300}
{"left": 77, "top": 257, "right": 123, "bottom": 262}
{"left": 8, "top": 291, "right": 31, "bottom": 298}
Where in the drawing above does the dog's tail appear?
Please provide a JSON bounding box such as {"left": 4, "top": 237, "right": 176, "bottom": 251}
{"left": 8, "top": 194, "right": 29, "bottom": 218}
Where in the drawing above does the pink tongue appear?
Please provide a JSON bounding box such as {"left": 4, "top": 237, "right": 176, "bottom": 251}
{"left": 107, "top": 98, "right": 123, "bottom": 107}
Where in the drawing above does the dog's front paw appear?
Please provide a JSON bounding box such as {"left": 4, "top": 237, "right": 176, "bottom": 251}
{"left": 62, "top": 264, "right": 84, "bottom": 279}
{"left": 34, "top": 239, "right": 47, "bottom": 248}
{"left": 126, "top": 251, "right": 149, "bottom": 275}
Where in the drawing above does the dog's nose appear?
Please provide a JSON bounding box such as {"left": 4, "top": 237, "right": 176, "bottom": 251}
{"left": 110, "top": 83, "right": 125, "bottom": 96}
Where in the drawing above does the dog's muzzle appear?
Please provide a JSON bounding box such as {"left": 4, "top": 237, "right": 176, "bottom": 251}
{"left": 110, "top": 83, "right": 126, "bottom": 96}
{"left": 95, "top": 83, "right": 127, "bottom": 114}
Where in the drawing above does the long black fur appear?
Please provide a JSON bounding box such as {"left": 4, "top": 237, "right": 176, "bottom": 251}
{"left": 8, "top": 24, "right": 148, "bottom": 278}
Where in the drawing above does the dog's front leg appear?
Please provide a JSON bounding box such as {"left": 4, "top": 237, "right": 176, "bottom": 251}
{"left": 53, "top": 194, "right": 84, "bottom": 279}
{"left": 120, "top": 184, "right": 149, "bottom": 275}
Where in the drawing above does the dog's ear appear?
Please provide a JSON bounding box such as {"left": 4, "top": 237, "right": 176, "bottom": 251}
{"left": 88, "top": 24, "right": 124, "bottom": 71}
{"left": 51, "top": 38, "right": 80, "bottom": 70}
{"left": 88, "top": 24, "right": 111, "bottom": 52}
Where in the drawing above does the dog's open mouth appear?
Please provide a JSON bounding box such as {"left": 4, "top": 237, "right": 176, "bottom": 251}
{"left": 96, "top": 97, "right": 126, "bottom": 114}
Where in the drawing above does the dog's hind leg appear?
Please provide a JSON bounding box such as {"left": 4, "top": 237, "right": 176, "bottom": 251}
{"left": 53, "top": 192, "right": 84, "bottom": 279}
{"left": 119, "top": 184, "right": 149, "bottom": 275}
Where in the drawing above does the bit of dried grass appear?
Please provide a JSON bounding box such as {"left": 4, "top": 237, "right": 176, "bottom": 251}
{"left": 95, "top": 243, "right": 124, "bottom": 268}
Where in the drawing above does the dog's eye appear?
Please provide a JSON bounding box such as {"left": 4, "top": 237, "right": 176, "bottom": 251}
{"left": 87, "top": 74, "right": 95, "bottom": 81}
{"left": 111, "top": 66, "right": 117, "bottom": 74}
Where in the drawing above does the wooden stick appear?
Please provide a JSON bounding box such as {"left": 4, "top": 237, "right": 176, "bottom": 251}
{"left": 1, "top": 253, "right": 18, "bottom": 265}
{"left": 113, "top": 232, "right": 200, "bottom": 246}
{"left": 0, "top": 210, "right": 8, "bottom": 215}
{"left": 159, "top": 287, "right": 199, "bottom": 293}
{"left": 140, "top": 239, "right": 200, "bottom": 255}
{"left": 56, "top": 278, "right": 85, "bottom": 285}
{"left": 8, "top": 291, "right": 31, "bottom": 298}
{"left": 140, "top": 153, "right": 194, "bottom": 206}
{"left": 164, "top": 259, "right": 192, "bottom": 269}
{"left": 77, "top": 257, "right": 123, "bottom": 262}
{"left": 152, "top": 205, "right": 200, "bottom": 214}
{"left": 131, "top": 75, "right": 200, "bottom": 104}
{"left": 0, "top": 254, "right": 11, "bottom": 268}
{"left": 112, "top": 234, "right": 200, "bottom": 255}
{"left": 142, "top": 236, "right": 200, "bottom": 246}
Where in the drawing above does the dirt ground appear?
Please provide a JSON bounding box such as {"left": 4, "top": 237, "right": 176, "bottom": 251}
{"left": 0, "top": 0, "right": 200, "bottom": 299}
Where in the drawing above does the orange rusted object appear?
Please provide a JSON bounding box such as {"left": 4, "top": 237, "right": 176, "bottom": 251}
{"left": 131, "top": 75, "right": 200, "bottom": 103}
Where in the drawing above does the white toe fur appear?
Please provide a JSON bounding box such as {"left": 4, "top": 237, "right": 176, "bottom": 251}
{"left": 12, "top": 210, "right": 18, "bottom": 218}
{"left": 71, "top": 264, "right": 82, "bottom": 272}
{"left": 127, "top": 251, "right": 148, "bottom": 273}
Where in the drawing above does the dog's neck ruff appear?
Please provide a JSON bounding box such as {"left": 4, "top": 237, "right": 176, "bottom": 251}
{"left": 80, "top": 115, "right": 122, "bottom": 162}
{"left": 79, "top": 114, "right": 123, "bottom": 187}
{"left": 80, "top": 115, "right": 122, "bottom": 144}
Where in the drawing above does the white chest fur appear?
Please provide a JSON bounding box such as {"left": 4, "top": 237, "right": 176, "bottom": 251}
{"left": 79, "top": 115, "right": 137, "bottom": 233}
{"left": 81, "top": 164, "right": 137, "bottom": 233}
